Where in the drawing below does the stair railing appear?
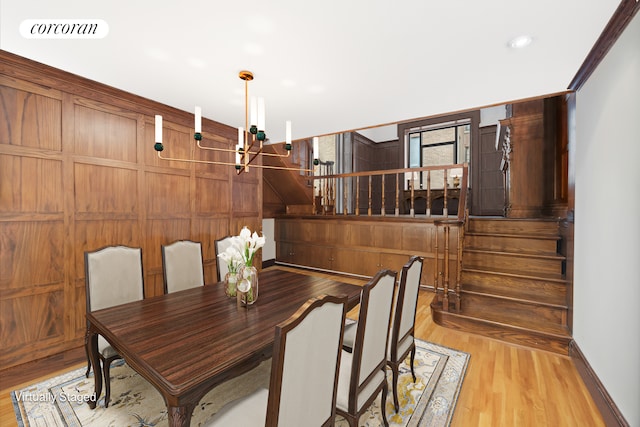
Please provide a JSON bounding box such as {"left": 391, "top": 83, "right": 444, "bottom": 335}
{"left": 311, "top": 163, "right": 468, "bottom": 219}
{"left": 310, "top": 164, "right": 468, "bottom": 312}
{"left": 432, "top": 167, "right": 468, "bottom": 312}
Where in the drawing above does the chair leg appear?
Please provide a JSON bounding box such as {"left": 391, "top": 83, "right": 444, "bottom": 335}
{"left": 391, "top": 363, "right": 400, "bottom": 413}
{"left": 410, "top": 344, "right": 417, "bottom": 383}
{"left": 103, "top": 360, "right": 112, "bottom": 408}
{"left": 84, "top": 346, "right": 91, "bottom": 378}
{"left": 381, "top": 379, "right": 389, "bottom": 427}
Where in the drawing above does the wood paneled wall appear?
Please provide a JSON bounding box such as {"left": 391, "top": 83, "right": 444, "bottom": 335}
{"left": 0, "top": 51, "right": 262, "bottom": 370}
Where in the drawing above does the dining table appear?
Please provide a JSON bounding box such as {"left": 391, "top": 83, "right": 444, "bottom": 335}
{"left": 85, "top": 267, "right": 362, "bottom": 427}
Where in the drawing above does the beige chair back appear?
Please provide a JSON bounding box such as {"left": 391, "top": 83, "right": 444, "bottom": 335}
{"left": 214, "top": 236, "right": 235, "bottom": 282}
{"left": 392, "top": 256, "right": 424, "bottom": 350}
{"left": 162, "top": 240, "right": 205, "bottom": 293}
{"left": 354, "top": 270, "right": 396, "bottom": 385}
{"left": 267, "top": 294, "right": 347, "bottom": 426}
{"left": 85, "top": 245, "right": 144, "bottom": 311}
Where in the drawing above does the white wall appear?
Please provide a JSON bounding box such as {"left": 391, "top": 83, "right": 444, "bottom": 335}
{"left": 261, "top": 218, "right": 276, "bottom": 261}
{"left": 574, "top": 12, "right": 640, "bottom": 425}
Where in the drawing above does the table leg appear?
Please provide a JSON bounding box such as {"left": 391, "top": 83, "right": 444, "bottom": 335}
{"left": 167, "top": 404, "right": 195, "bottom": 427}
{"left": 85, "top": 328, "right": 102, "bottom": 409}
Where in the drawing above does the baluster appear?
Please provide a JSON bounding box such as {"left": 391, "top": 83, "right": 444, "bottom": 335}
{"left": 324, "top": 174, "right": 329, "bottom": 214}
{"left": 381, "top": 174, "right": 385, "bottom": 216}
{"left": 368, "top": 175, "right": 372, "bottom": 216}
{"left": 332, "top": 177, "right": 336, "bottom": 215}
{"left": 443, "top": 223, "right": 450, "bottom": 311}
{"left": 343, "top": 178, "right": 348, "bottom": 215}
{"left": 313, "top": 178, "right": 317, "bottom": 215}
{"left": 410, "top": 177, "right": 415, "bottom": 217}
{"left": 433, "top": 226, "right": 439, "bottom": 299}
{"left": 426, "top": 171, "right": 431, "bottom": 217}
{"left": 443, "top": 169, "right": 448, "bottom": 216}
{"left": 356, "top": 176, "right": 360, "bottom": 216}
{"left": 455, "top": 223, "right": 463, "bottom": 312}
{"left": 395, "top": 173, "right": 400, "bottom": 216}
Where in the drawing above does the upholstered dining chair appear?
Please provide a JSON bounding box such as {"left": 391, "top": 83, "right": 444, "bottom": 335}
{"left": 161, "top": 240, "right": 205, "bottom": 293}
{"left": 342, "top": 256, "right": 424, "bottom": 412}
{"left": 84, "top": 245, "right": 144, "bottom": 408}
{"left": 336, "top": 269, "right": 397, "bottom": 427}
{"left": 214, "top": 235, "right": 235, "bottom": 282}
{"left": 205, "top": 293, "right": 348, "bottom": 426}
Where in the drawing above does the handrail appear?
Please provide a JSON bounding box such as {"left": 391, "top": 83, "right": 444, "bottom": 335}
{"left": 309, "top": 163, "right": 468, "bottom": 313}
{"left": 310, "top": 163, "right": 469, "bottom": 220}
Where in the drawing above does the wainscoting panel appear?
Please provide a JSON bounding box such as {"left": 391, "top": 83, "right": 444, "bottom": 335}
{"left": 0, "top": 221, "right": 65, "bottom": 290}
{"left": 0, "top": 155, "right": 63, "bottom": 213}
{"left": 0, "top": 82, "right": 62, "bottom": 150}
{"left": 74, "top": 163, "right": 139, "bottom": 213}
{"left": 0, "top": 51, "right": 259, "bottom": 372}
{"left": 145, "top": 171, "right": 191, "bottom": 215}
{"left": 72, "top": 103, "right": 138, "bottom": 161}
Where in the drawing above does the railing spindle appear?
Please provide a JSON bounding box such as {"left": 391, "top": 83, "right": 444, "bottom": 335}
{"left": 443, "top": 169, "right": 448, "bottom": 216}
{"left": 343, "top": 178, "right": 348, "bottom": 215}
{"left": 368, "top": 175, "right": 372, "bottom": 216}
{"left": 356, "top": 176, "right": 360, "bottom": 216}
{"left": 426, "top": 170, "right": 431, "bottom": 217}
{"left": 381, "top": 174, "right": 386, "bottom": 216}
{"left": 395, "top": 173, "right": 400, "bottom": 216}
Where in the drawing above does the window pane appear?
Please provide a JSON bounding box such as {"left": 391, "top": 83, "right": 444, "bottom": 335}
{"left": 423, "top": 128, "right": 455, "bottom": 146}
{"left": 409, "top": 134, "right": 420, "bottom": 168}
{"left": 422, "top": 144, "right": 454, "bottom": 187}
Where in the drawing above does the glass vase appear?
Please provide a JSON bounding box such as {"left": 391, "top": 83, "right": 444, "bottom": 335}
{"left": 237, "top": 265, "right": 258, "bottom": 305}
{"left": 224, "top": 272, "right": 238, "bottom": 297}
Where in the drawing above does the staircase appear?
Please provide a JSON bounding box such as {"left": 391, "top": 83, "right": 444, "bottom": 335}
{"left": 262, "top": 143, "right": 314, "bottom": 215}
{"left": 431, "top": 217, "right": 572, "bottom": 355}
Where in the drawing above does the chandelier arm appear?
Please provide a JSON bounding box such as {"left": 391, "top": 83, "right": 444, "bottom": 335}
{"left": 156, "top": 151, "right": 239, "bottom": 167}
{"left": 196, "top": 138, "right": 291, "bottom": 158}
{"left": 159, "top": 150, "right": 311, "bottom": 172}
{"left": 246, "top": 163, "right": 314, "bottom": 172}
{"left": 196, "top": 140, "right": 237, "bottom": 153}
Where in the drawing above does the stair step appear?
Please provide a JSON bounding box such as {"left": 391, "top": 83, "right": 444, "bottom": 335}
{"left": 431, "top": 303, "right": 572, "bottom": 354}
{"left": 464, "top": 249, "right": 565, "bottom": 275}
{"left": 461, "top": 266, "right": 566, "bottom": 306}
{"left": 459, "top": 292, "right": 568, "bottom": 333}
{"left": 462, "top": 265, "right": 565, "bottom": 282}
{"left": 465, "top": 232, "right": 559, "bottom": 255}
{"left": 461, "top": 279, "right": 567, "bottom": 306}
{"left": 468, "top": 217, "right": 560, "bottom": 235}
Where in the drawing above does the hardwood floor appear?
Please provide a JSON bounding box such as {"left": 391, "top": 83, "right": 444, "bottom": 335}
{"left": 0, "top": 266, "right": 605, "bottom": 426}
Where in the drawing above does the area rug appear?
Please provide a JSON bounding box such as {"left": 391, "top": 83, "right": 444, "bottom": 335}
{"left": 12, "top": 339, "right": 469, "bottom": 427}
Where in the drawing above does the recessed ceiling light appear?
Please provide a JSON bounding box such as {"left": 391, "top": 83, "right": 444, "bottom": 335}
{"left": 508, "top": 35, "right": 533, "bottom": 49}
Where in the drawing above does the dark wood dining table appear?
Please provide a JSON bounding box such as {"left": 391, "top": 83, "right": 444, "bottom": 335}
{"left": 85, "top": 267, "right": 362, "bottom": 427}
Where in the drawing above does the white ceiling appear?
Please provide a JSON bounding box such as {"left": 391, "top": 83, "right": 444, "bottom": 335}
{"left": 0, "top": 0, "right": 621, "bottom": 143}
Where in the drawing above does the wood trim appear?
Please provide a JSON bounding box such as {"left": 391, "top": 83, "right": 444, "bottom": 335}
{"left": 568, "top": 0, "right": 640, "bottom": 91}
{"left": 569, "top": 340, "right": 629, "bottom": 427}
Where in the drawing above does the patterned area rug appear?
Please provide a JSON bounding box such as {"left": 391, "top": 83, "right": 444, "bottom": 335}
{"left": 12, "top": 339, "right": 468, "bottom": 427}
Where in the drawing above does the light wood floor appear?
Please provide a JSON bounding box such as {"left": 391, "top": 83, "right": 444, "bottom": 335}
{"left": 0, "top": 266, "right": 605, "bottom": 426}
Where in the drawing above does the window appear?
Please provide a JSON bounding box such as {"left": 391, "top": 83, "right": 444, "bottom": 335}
{"left": 407, "top": 120, "right": 470, "bottom": 188}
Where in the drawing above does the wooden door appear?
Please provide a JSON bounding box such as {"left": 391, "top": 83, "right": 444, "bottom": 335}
{"left": 472, "top": 125, "right": 504, "bottom": 215}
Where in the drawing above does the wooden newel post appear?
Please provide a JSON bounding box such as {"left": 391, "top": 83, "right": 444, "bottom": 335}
{"left": 443, "top": 224, "right": 450, "bottom": 311}
{"left": 455, "top": 224, "right": 463, "bottom": 311}
{"left": 433, "top": 226, "right": 439, "bottom": 300}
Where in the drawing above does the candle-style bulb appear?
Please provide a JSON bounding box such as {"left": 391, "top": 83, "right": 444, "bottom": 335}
{"left": 155, "top": 115, "right": 162, "bottom": 143}
{"left": 195, "top": 106, "right": 202, "bottom": 133}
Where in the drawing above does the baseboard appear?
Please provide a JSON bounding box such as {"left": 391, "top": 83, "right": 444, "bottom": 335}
{"left": 569, "top": 340, "right": 629, "bottom": 427}
{"left": 262, "top": 258, "right": 276, "bottom": 268}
